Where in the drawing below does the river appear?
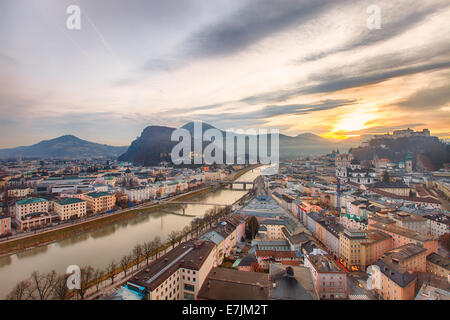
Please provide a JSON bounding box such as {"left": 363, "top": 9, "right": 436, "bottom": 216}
{"left": 0, "top": 167, "right": 264, "bottom": 298}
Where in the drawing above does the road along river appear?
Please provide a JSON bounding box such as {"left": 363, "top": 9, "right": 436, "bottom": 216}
{"left": 0, "top": 167, "right": 265, "bottom": 298}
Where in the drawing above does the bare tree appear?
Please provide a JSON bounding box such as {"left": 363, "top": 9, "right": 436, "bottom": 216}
{"left": 106, "top": 261, "right": 117, "bottom": 285}
{"left": 132, "top": 244, "right": 143, "bottom": 270}
{"left": 153, "top": 236, "right": 162, "bottom": 258}
{"left": 190, "top": 219, "right": 199, "bottom": 237}
{"left": 120, "top": 255, "right": 132, "bottom": 277}
{"left": 30, "top": 270, "right": 58, "bottom": 300}
{"left": 182, "top": 225, "right": 191, "bottom": 241}
{"left": 93, "top": 269, "right": 105, "bottom": 293}
{"left": 78, "top": 266, "right": 94, "bottom": 300}
{"left": 7, "top": 279, "right": 32, "bottom": 300}
{"left": 168, "top": 231, "right": 179, "bottom": 249}
{"left": 142, "top": 242, "right": 153, "bottom": 265}
{"left": 51, "top": 274, "right": 71, "bottom": 300}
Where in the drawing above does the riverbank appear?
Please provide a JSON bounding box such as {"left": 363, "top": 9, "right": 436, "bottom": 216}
{"left": 0, "top": 165, "right": 260, "bottom": 256}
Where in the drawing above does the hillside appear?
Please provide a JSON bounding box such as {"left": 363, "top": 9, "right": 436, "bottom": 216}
{"left": 0, "top": 135, "right": 128, "bottom": 159}
{"left": 118, "top": 122, "right": 361, "bottom": 165}
{"left": 351, "top": 136, "right": 449, "bottom": 171}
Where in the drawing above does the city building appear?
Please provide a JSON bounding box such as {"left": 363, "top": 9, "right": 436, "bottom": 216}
{"left": 304, "top": 251, "right": 347, "bottom": 299}
{"left": 123, "top": 186, "right": 153, "bottom": 203}
{"left": 53, "top": 198, "right": 87, "bottom": 221}
{"left": 0, "top": 214, "right": 11, "bottom": 236}
{"left": 415, "top": 283, "right": 450, "bottom": 300}
{"left": 426, "top": 253, "right": 450, "bottom": 279}
{"left": 369, "top": 260, "right": 417, "bottom": 300}
{"left": 380, "top": 244, "right": 428, "bottom": 273}
{"left": 269, "top": 264, "right": 319, "bottom": 300}
{"left": 14, "top": 197, "right": 51, "bottom": 231}
{"left": 126, "top": 239, "right": 216, "bottom": 300}
{"left": 84, "top": 191, "right": 115, "bottom": 213}
{"left": 368, "top": 222, "right": 438, "bottom": 256}
{"left": 423, "top": 214, "right": 450, "bottom": 237}
{"left": 197, "top": 267, "right": 269, "bottom": 300}
{"left": 339, "top": 229, "right": 367, "bottom": 271}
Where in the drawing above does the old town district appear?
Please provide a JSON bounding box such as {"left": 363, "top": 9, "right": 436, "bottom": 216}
{"left": 0, "top": 149, "right": 449, "bottom": 301}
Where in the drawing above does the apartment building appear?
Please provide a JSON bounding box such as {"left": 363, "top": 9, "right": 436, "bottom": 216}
{"left": 14, "top": 198, "right": 51, "bottom": 231}
{"left": 369, "top": 222, "right": 438, "bottom": 256}
{"left": 7, "top": 187, "right": 32, "bottom": 198}
{"left": 124, "top": 186, "right": 152, "bottom": 203}
{"left": 260, "top": 219, "right": 287, "bottom": 240}
{"left": 0, "top": 214, "right": 11, "bottom": 235}
{"left": 84, "top": 191, "right": 115, "bottom": 213}
{"left": 426, "top": 253, "right": 450, "bottom": 279}
{"left": 126, "top": 239, "right": 216, "bottom": 300}
{"left": 339, "top": 229, "right": 367, "bottom": 271}
{"left": 360, "top": 230, "right": 393, "bottom": 271}
{"left": 424, "top": 214, "right": 450, "bottom": 237}
{"left": 388, "top": 211, "right": 429, "bottom": 235}
{"left": 200, "top": 215, "right": 245, "bottom": 265}
{"left": 304, "top": 251, "right": 347, "bottom": 299}
{"left": 53, "top": 198, "right": 87, "bottom": 221}
{"left": 369, "top": 260, "right": 417, "bottom": 300}
{"left": 380, "top": 244, "right": 427, "bottom": 273}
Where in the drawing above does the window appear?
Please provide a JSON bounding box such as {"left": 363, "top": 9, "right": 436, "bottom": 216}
{"left": 184, "top": 284, "right": 195, "bottom": 292}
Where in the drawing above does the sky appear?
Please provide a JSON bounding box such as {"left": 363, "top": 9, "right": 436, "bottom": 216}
{"left": 0, "top": 0, "right": 449, "bottom": 148}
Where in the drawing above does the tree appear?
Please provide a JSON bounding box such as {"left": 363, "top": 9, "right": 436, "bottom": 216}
{"left": 132, "top": 244, "right": 143, "bottom": 270}
{"left": 93, "top": 269, "right": 105, "bottom": 293}
{"left": 246, "top": 216, "right": 259, "bottom": 240}
{"left": 7, "top": 280, "right": 32, "bottom": 300}
{"left": 78, "top": 266, "right": 94, "bottom": 299}
{"left": 30, "top": 270, "right": 58, "bottom": 300}
{"left": 182, "top": 225, "right": 191, "bottom": 241}
{"left": 106, "top": 261, "right": 117, "bottom": 285}
{"left": 120, "top": 255, "right": 132, "bottom": 277}
{"left": 142, "top": 242, "right": 153, "bottom": 265}
{"left": 382, "top": 170, "right": 390, "bottom": 183}
{"left": 51, "top": 274, "right": 71, "bottom": 300}
{"left": 190, "top": 219, "right": 199, "bottom": 237}
{"left": 168, "top": 231, "right": 179, "bottom": 249}
{"left": 153, "top": 236, "right": 162, "bottom": 258}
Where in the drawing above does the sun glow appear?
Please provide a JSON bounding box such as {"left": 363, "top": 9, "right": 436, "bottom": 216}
{"left": 320, "top": 106, "right": 380, "bottom": 140}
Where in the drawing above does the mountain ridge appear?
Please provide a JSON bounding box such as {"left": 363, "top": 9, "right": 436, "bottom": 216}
{"left": 0, "top": 135, "right": 128, "bottom": 159}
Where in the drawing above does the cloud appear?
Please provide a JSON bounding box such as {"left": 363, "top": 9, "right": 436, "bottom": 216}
{"left": 398, "top": 82, "right": 450, "bottom": 110}
{"left": 302, "top": 1, "right": 450, "bottom": 62}
{"left": 239, "top": 60, "right": 450, "bottom": 105}
{"left": 140, "top": 0, "right": 345, "bottom": 72}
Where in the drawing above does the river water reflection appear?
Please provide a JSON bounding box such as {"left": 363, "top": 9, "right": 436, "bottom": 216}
{"left": 0, "top": 167, "right": 264, "bottom": 298}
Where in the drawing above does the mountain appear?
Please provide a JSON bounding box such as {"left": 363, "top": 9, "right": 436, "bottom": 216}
{"left": 352, "top": 135, "right": 449, "bottom": 171}
{"left": 118, "top": 122, "right": 362, "bottom": 165}
{"left": 118, "top": 126, "right": 178, "bottom": 165}
{"left": 0, "top": 135, "right": 128, "bottom": 159}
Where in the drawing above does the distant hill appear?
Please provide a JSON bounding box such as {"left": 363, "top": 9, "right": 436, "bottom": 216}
{"left": 0, "top": 135, "right": 128, "bottom": 159}
{"left": 118, "top": 122, "right": 361, "bottom": 165}
{"left": 351, "top": 135, "right": 449, "bottom": 171}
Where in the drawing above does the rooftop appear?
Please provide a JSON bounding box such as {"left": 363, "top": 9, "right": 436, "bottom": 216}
{"left": 55, "top": 197, "right": 86, "bottom": 205}
{"left": 382, "top": 244, "right": 427, "bottom": 263}
{"left": 369, "top": 222, "right": 435, "bottom": 242}
{"left": 197, "top": 267, "right": 269, "bottom": 300}
{"left": 127, "top": 239, "right": 215, "bottom": 291}
{"left": 426, "top": 253, "right": 450, "bottom": 270}
{"left": 16, "top": 198, "right": 47, "bottom": 205}
{"left": 374, "top": 259, "right": 416, "bottom": 288}
{"left": 269, "top": 264, "right": 319, "bottom": 300}
{"left": 85, "top": 191, "right": 113, "bottom": 198}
